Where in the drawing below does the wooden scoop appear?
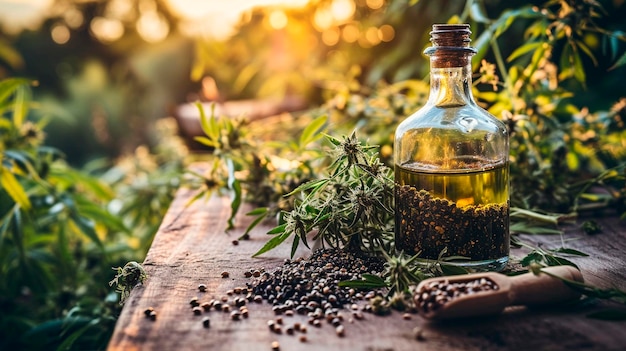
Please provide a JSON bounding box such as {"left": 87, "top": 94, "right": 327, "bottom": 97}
{"left": 414, "top": 265, "right": 584, "bottom": 320}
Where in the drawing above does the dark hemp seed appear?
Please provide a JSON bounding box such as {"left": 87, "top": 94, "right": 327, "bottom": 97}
{"left": 395, "top": 187, "right": 509, "bottom": 260}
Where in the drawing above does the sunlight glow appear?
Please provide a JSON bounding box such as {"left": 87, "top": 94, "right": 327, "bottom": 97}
{"left": 342, "top": 24, "right": 359, "bottom": 43}
{"left": 379, "top": 24, "right": 395, "bottom": 42}
{"left": 63, "top": 8, "right": 84, "bottom": 29}
{"left": 322, "top": 27, "right": 340, "bottom": 46}
{"left": 0, "top": 0, "right": 53, "bottom": 34}
{"left": 166, "top": 0, "right": 309, "bottom": 38}
{"left": 269, "top": 10, "right": 288, "bottom": 30}
{"left": 330, "top": 0, "right": 355, "bottom": 22}
{"left": 51, "top": 23, "right": 70, "bottom": 44}
{"left": 365, "top": 26, "right": 380, "bottom": 45}
{"left": 366, "top": 0, "right": 385, "bottom": 10}
{"left": 313, "top": 8, "right": 333, "bottom": 31}
{"left": 136, "top": 11, "right": 170, "bottom": 42}
{"left": 90, "top": 16, "right": 124, "bottom": 43}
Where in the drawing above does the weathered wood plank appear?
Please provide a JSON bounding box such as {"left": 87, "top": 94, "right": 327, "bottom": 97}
{"left": 108, "top": 187, "right": 626, "bottom": 351}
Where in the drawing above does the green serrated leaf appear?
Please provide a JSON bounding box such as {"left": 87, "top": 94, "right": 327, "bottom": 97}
{"left": 507, "top": 42, "right": 542, "bottom": 62}
{"left": 290, "top": 234, "right": 300, "bottom": 259}
{"left": 247, "top": 207, "right": 269, "bottom": 216}
{"left": 285, "top": 178, "right": 330, "bottom": 197}
{"left": 0, "top": 77, "right": 30, "bottom": 105}
{"left": 552, "top": 248, "right": 589, "bottom": 257}
{"left": 70, "top": 213, "right": 103, "bottom": 249}
{"left": 267, "top": 223, "right": 287, "bottom": 235}
{"left": 0, "top": 166, "right": 31, "bottom": 210}
{"left": 572, "top": 51, "right": 586, "bottom": 83}
{"left": 299, "top": 115, "right": 327, "bottom": 148}
{"left": 193, "top": 136, "right": 218, "bottom": 148}
{"left": 338, "top": 273, "right": 388, "bottom": 289}
{"left": 609, "top": 50, "right": 626, "bottom": 71}
{"left": 253, "top": 230, "right": 291, "bottom": 257}
{"left": 440, "top": 263, "right": 469, "bottom": 276}
{"left": 510, "top": 221, "right": 562, "bottom": 235}
{"left": 469, "top": 0, "right": 491, "bottom": 24}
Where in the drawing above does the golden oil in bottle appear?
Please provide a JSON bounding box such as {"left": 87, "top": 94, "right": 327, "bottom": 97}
{"left": 394, "top": 159, "right": 509, "bottom": 266}
{"left": 393, "top": 24, "right": 510, "bottom": 271}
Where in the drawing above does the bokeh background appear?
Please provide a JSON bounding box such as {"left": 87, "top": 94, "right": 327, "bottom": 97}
{"left": 2, "top": 0, "right": 623, "bottom": 166}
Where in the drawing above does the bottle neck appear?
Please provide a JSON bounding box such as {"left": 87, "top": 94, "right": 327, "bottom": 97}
{"left": 427, "top": 59, "right": 474, "bottom": 107}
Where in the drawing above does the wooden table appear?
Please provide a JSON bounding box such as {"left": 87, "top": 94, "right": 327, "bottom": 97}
{"left": 107, "top": 186, "right": 626, "bottom": 351}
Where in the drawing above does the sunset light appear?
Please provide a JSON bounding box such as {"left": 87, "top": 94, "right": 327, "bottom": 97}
{"left": 166, "top": 0, "right": 309, "bottom": 38}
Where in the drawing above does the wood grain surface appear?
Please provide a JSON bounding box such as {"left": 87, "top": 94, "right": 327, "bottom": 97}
{"left": 108, "top": 186, "right": 626, "bottom": 351}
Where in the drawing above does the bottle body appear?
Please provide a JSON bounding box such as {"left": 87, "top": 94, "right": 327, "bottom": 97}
{"left": 394, "top": 25, "right": 509, "bottom": 271}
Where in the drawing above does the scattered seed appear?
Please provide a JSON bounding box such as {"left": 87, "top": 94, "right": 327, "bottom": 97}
{"left": 144, "top": 307, "right": 154, "bottom": 317}
{"left": 414, "top": 327, "right": 426, "bottom": 341}
{"left": 336, "top": 325, "right": 345, "bottom": 337}
{"left": 192, "top": 306, "right": 202, "bottom": 315}
{"left": 299, "top": 335, "right": 307, "bottom": 343}
{"left": 235, "top": 297, "right": 246, "bottom": 307}
{"left": 198, "top": 284, "right": 207, "bottom": 292}
{"left": 231, "top": 311, "right": 241, "bottom": 320}
{"left": 201, "top": 302, "right": 211, "bottom": 311}
{"left": 202, "top": 317, "right": 210, "bottom": 328}
{"left": 402, "top": 313, "right": 412, "bottom": 320}
{"left": 271, "top": 341, "right": 280, "bottom": 351}
{"left": 232, "top": 240, "right": 239, "bottom": 246}
{"left": 221, "top": 271, "right": 230, "bottom": 278}
{"left": 149, "top": 311, "right": 157, "bottom": 321}
{"left": 189, "top": 297, "right": 200, "bottom": 307}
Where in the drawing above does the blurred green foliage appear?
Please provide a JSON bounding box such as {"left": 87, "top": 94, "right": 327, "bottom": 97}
{"left": 0, "top": 78, "right": 186, "bottom": 350}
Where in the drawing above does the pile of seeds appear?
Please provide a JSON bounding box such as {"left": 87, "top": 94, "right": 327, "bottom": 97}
{"left": 395, "top": 187, "right": 509, "bottom": 260}
{"left": 248, "top": 249, "right": 385, "bottom": 336}
{"left": 414, "top": 277, "right": 499, "bottom": 314}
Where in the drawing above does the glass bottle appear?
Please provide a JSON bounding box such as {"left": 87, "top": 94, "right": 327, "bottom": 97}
{"left": 394, "top": 24, "right": 510, "bottom": 271}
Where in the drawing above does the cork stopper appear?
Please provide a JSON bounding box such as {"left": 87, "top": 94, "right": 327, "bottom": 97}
{"left": 424, "top": 24, "right": 477, "bottom": 68}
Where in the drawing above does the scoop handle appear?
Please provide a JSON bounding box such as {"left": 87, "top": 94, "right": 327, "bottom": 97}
{"left": 509, "top": 265, "right": 584, "bottom": 306}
